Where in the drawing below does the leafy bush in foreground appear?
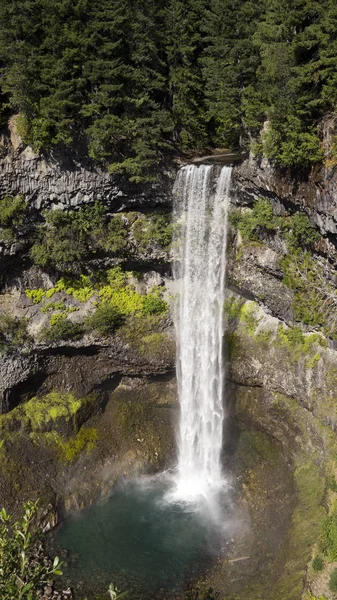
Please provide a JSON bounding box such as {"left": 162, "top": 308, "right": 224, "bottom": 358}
{"left": 0, "top": 501, "right": 62, "bottom": 600}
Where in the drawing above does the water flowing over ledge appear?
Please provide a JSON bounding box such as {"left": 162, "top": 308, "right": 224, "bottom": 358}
{"left": 171, "top": 164, "right": 232, "bottom": 504}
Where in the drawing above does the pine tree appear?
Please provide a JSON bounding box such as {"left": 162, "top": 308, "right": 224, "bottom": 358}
{"left": 202, "top": 0, "right": 263, "bottom": 149}
{"left": 81, "top": 0, "right": 131, "bottom": 162}
{"left": 108, "top": 0, "right": 173, "bottom": 181}
{"left": 165, "top": 0, "right": 208, "bottom": 150}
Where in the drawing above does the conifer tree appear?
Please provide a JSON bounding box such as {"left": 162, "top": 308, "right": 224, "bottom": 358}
{"left": 165, "top": 0, "right": 208, "bottom": 150}
{"left": 202, "top": 0, "right": 263, "bottom": 149}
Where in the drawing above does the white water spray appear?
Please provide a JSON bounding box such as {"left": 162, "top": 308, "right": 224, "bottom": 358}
{"left": 172, "top": 164, "right": 232, "bottom": 502}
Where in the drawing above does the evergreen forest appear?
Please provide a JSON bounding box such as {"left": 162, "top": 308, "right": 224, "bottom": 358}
{"left": 0, "top": 0, "right": 336, "bottom": 181}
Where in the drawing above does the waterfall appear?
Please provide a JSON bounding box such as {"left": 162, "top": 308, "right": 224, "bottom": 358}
{"left": 172, "top": 164, "right": 232, "bottom": 502}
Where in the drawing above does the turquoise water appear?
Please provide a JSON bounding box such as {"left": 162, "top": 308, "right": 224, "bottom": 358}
{"left": 52, "top": 479, "right": 229, "bottom": 599}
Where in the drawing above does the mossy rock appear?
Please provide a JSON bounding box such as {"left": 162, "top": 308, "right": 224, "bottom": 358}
{"left": 0, "top": 391, "right": 99, "bottom": 435}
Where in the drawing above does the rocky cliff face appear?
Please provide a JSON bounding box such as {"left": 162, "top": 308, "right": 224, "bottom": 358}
{"left": 232, "top": 155, "right": 337, "bottom": 237}
{"left": 1, "top": 142, "right": 337, "bottom": 598}
{"left": 0, "top": 126, "right": 174, "bottom": 210}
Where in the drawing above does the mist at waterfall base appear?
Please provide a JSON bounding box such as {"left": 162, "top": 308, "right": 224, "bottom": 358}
{"left": 52, "top": 165, "right": 233, "bottom": 598}
{"left": 52, "top": 477, "right": 235, "bottom": 599}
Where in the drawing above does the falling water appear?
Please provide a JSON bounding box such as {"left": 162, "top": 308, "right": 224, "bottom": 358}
{"left": 172, "top": 164, "right": 232, "bottom": 502}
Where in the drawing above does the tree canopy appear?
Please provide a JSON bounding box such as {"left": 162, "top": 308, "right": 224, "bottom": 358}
{"left": 0, "top": 0, "right": 336, "bottom": 179}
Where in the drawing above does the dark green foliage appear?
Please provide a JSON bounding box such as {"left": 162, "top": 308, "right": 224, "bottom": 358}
{"left": 0, "top": 195, "right": 28, "bottom": 244}
{"left": 0, "top": 313, "right": 31, "bottom": 353}
{"left": 231, "top": 198, "right": 320, "bottom": 250}
{"left": 230, "top": 198, "right": 280, "bottom": 242}
{"left": 103, "top": 217, "right": 128, "bottom": 254}
{"left": 165, "top": 0, "right": 208, "bottom": 150}
{"left": 86, "top": 302, "right": 124, "bottom": 335}
{"left": 0, "top": 501, "right": 62, "bottom": 600}
{"left": 142, "top": 292, "right": 168, "bottom": 315}
{"left": 0, "top": 195, "right": 26, "bottom": 227}
{"left": 328, "top": 476, "right": 337, "bottom": 493}
{"left": 132, "top": 212, "right": 173, "bottom": 251}
{"left": 30, "top": 203, "right": 128, "bottom": 271}
{"left": 282, "top": 250, "right": 327, "bottom": 328}
{"left": 0, "top": 0, "right": 336, "bottom": 173}
{"left": 312, "top": 556, "right": 324, "bottom": 571}
{"left": 202, "top": 0, "right": 263, "bottom": 148}
{"left": 287, "top": 212, "right": 320, "bottom": 249}
{"left": 330, "top": 568, "right": 337, "bottom": 592}
{"left": 41, "top": 318, "right": 84, "bottom": 342}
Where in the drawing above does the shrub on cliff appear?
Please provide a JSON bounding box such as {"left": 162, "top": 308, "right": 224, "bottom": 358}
{"left": 41, "top": 317, "right": 84, "bottom": 342}
{"left": 86, "top": 302, "right": 124, "bottom": 335}
{"left": 30, "top": 204, "right": 128, "bottom": 272}
{"left": 0, "top": 195, "right": 26, "bottom": 228}
{"left": 0, "top": 501, "right": 62, "bottom": 600}
{"left": 286, "top": 212, "right": 320, "bottom": 249}
{"left": 132, "top": 212, "right": 173, "bottom": 252}
{"left": 0, "top": 313, "right": 31, "bottom": 353}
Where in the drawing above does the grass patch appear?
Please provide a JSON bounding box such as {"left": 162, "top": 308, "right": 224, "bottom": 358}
{"left": 320, "top": 501, "right": 337, "bottom": 561}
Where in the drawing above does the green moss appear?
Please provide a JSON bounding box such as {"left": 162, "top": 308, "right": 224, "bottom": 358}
{"left": 237, "top": 431, "right": 278, "bottom": 471}
{"left": 41, "top": 300, "right": 66, "bottom": 313}
{"left": 139, "top": 332, "right": 171, "bottom": 360}
{"left": 329, "top": 568, "right": 337, "bottom": 592}
{"left": 224, "top": 296, "right": 244, "bottom": 320}
{"left": 0, "top": 391, "right": 87, "bottom": 433}
{"left": 306, "top": 352, "right": 321, "bottom": 369}
{"left": 30, "top": 427, "right": 98, "bottom": 463}
{"left": 303, "top": 591, "right": 328, "bottom": 600}
{"left": 272, "top": 462, "right": 326, "bottom": 600}
{"left": 25, "top": 288, "right": 46, "bottom": 304}
{"left": 53, "top": 428, "right": 98, "bottom": 462}
{"left": 328, "top": 475, "right": 337, "bottom": 493}
{"left": 224, "top": 331, "right": 240, "bottom": 360}
{"left": 115, "top": 401, "right": 153, "bottom": 434}
{"left": 224, "top": 297, "right": 261, "bottom": 336}
{"left": 240, "top": 302, "right": 261, "bottom": 336}
{"left": 254, "top": 328, "right": 274, "bottom": 343}
{"left": 275, "top": 324, "right": 326, "bottom": 363}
